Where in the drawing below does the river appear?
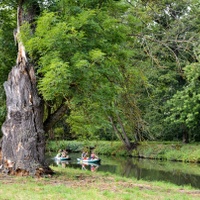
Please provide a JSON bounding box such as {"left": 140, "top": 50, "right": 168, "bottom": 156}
{"left": 46, "top": 152, "right": 200, "bottom": 189}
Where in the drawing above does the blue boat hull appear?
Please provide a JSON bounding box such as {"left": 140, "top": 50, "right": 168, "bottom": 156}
{"left": 77, "top": 158, "right": 101, "bottom": 163}
{"left": 55, "top": 156, "right": 71, "bottom": 161}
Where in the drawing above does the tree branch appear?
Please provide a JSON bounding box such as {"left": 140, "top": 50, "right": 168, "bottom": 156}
{"left": 43, "top": 103, "right": 69, "bottom": 133}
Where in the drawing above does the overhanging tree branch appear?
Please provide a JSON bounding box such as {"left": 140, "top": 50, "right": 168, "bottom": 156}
{"left": 44, "top": 103, "right": 69, "bottom": 133}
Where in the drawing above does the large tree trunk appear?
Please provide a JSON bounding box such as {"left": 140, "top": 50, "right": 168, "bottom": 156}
{"left": 0, "top": 1, "right": 53, "bottom": 176}
{"left": 1, "top": 62, "right": 53, "bottom": 176}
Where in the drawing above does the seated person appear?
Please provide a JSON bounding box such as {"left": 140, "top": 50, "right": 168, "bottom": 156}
{"left": 62, "top": 150, "right": 69, "bottom": 158}
{"left": 81, "top": 151, "right": 88, "bottom": 160}
{"left": 56, "top": 149, "right": 62, "bottom": 157}
{"left": 90, "top": 151, "right": 98, "bottom": 159}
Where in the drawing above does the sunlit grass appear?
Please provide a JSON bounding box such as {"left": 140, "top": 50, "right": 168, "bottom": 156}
{"left": 0, "top": 167, "right": 199, "bottom": 200}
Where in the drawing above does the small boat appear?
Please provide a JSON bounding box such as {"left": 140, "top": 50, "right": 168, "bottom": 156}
{"left": 55, "top": 156, "right": 71, "bottom": 161}
{"left": 77, "top": 158, "right": 101, "bottom": 164}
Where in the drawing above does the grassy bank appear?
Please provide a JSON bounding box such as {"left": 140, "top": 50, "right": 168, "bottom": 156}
{"left": 46, "top": 140, "right": 200, "bottom": 163}
{"left": 133, "top": 142, "right": 200, "bottom": 163}
{"left": 0, "top": 167, "right": 200, "bottom": 200}
{"left": 46, "top": 140, "right": 128, "bottom": 156}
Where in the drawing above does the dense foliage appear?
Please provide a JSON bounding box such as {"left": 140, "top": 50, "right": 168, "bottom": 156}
{"left": 0, "top": 2, "right": 16, "bottom": 128}
{"left": 0, "top": 0, "right": 200, "bottom": 143}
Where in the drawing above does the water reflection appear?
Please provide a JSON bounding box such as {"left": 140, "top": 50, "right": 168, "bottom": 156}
{"left": 110, "top": 157, "right": 200, "bottom": 188}
{"left": 55, "top": 160, "right": 70, "bottom": 168}
{"left": 46, "top": 153, "right": 200, "bottom": 189}
{"left": 79, "top": 163, "right": 100, "bottom": 172}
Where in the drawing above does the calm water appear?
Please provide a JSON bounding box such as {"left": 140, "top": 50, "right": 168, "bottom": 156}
{"left": 46, "top": 152, "right": 200, "bottom": 189}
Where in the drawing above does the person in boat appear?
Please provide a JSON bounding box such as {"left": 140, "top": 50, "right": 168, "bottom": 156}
{"left": 56, "top": 149, "right": 62, "bottom": 158}
{"left": 62, "top": 150, "right": 69, "bottom": 158}
{"left": 81, "top": 151, "right": 88, "bottom": 160}
{"left": 90, "top": 151, "right": 98, "bottom": 160}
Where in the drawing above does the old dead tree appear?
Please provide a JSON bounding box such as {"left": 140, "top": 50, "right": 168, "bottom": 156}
{"left": 0, "top": 1, "right": 53, "bottom": 176}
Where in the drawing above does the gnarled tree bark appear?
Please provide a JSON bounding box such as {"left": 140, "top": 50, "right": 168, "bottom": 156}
{"left": 0, "top": 0, "right": 53, "bottom": 176}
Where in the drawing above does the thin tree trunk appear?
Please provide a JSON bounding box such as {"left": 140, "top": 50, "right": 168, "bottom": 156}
{"left": 108, "top": 116, "right": 128, "bottom": 148}
{"left": 182, "top": 128, "right": 189, "bottom": 143}
{"left": 180, "top": 124, "right": 189, "bottom": 143}
{"left": 0, "top": 2, "right": 53, "bottom": 176}
{"left": 116, "top": 114, "right": 131, "bottom": 149}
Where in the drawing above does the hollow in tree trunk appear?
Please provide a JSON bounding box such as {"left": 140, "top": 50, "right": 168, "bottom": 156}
{"left": 0, "top": 1, "right": 53, "bottom": 177}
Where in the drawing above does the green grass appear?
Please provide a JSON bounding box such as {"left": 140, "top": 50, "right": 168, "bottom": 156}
{"left": 0, "top": 167, "right": 199, "bottom": 200}
{"left": 46, "top": 140, "right": 128, "bottom": 156}
{"left": 135, "top": 142, "right": 200, "bottom": 163}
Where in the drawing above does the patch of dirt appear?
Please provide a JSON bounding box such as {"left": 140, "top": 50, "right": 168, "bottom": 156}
{"left": 45, "top": 174, "right": 200, "bottom": 197}
{"left": 0, "top": 173, "right": 16, "bottom": 184}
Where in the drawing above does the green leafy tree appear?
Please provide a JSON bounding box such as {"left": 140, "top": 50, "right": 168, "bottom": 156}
{"left": 20, "top": 0, "right": 148, "bottom": 147}
{"left": 166, "top": 60, "right": 200, "bottom": 142}
{"left": 128, "top": 0, "right": 200, "bottom": 141}
{"left": 0, "top": 3, "right": 17, "bottom": 135}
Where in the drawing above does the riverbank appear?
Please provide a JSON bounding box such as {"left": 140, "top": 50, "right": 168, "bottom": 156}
{"left": 46, "top": 140, "right": 200, "bottom": 163}
{"left": 133, "top": 141, "right": 200, "bottom": 163}
{"left": 0, "top": 167, "right": 200, "bottom": 200}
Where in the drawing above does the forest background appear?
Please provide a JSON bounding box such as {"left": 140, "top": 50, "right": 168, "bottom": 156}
{"left": 1, "top": 0, "right": 200, "bottom": 149}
